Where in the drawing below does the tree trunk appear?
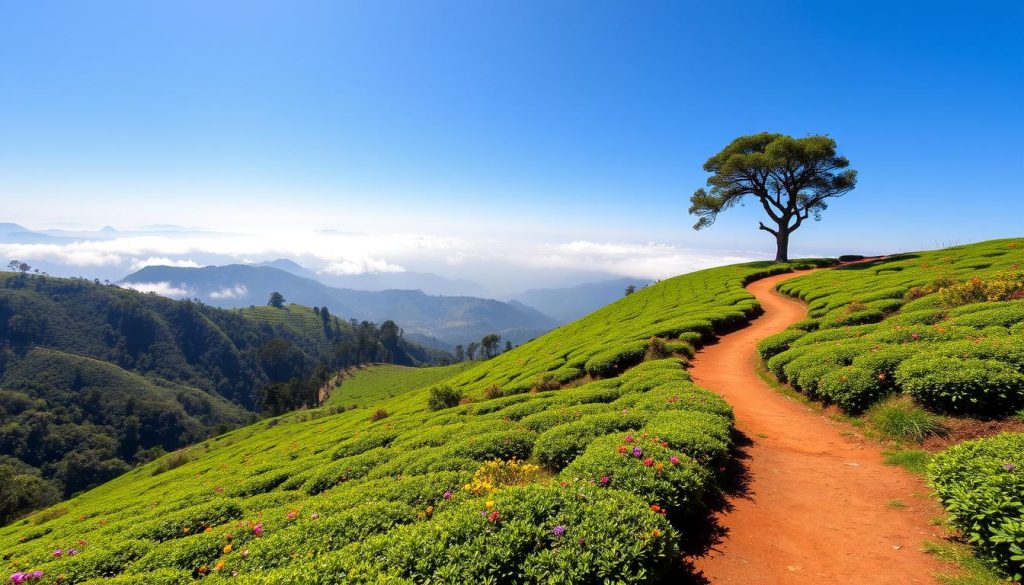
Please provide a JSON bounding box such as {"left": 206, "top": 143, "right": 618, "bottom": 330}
{"left": 774, "top": 230, "right": 790, "bottom": 263}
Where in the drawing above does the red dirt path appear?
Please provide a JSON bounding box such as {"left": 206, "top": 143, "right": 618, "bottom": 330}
{"left": 687, "top": 270, "right": 948, "bottom": 584}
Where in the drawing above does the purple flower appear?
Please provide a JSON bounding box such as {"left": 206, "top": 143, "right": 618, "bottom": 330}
{"left": 443, "top": 490, "right": 453, "bottom": 500}
{"left": 632, "top": 446, "right": 642, "bottom": 458}
{"left": 578, "top": 538, "right": 586, "bottom": 546}
{"left": 552, "top": 525, "right": 566, "bottom": 537}
{"left": 67, "top": 548, "right": 78, "bottom": 556}
{"left": 1004, "top": 463, "right": 1018, "bottom": 472}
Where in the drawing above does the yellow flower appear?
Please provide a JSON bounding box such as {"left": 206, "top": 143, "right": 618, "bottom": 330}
{"left": 214, "top": 561, "right": 225, "bottom": 572}
{"left": 425, "top": 506, "right": 434, "bottom": 515}
{"left": 485, "top": 500, "right": 495, "bottom": 509}
{"left": 223, "top": 544, "right": 233, "bottom": 554}
{"left": 651, "top": 529, "right": 662, "bottom": 538}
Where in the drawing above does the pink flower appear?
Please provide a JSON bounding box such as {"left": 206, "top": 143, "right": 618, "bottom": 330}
{"left": 624, "top": 435, "right": 634, "bottom": 443}
{"left": 643, "top": 458, "right": 654, "bottom": 467}
{"left": 52, "top": 549, "right": 62, "bottom": 558}
{"left": 443, "top": 490, "right": 453, "bottom": 500}
{"left": 487, "top": 511, "right": 500, "bottom": 523}
{"left": 669, "top": 456, "right": 680, "bottom": 465}
{"left": 252, "top": 523, "right": 264, "bottom": 536}
{"left": 599, "top": 475, "right": 610, "bottom": 485}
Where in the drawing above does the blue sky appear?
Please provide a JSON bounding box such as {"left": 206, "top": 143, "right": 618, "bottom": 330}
{"left": 1, "top": 1, "right": 1022, "bottom": 288}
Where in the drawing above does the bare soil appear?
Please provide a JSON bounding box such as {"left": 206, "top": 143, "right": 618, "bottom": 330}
{"left": 686, "top": 270, "right": 950, "bottom": 584}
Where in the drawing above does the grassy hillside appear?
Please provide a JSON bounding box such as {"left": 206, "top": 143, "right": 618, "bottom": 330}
{"left": 0, "top": 259, "right": 827, "bottom": 583}
{"left": 323, "top": 363, "right": 475, "bottom": 409}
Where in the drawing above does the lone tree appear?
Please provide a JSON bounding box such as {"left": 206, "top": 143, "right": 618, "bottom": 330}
{"left": 689, "top": 132, "right": 857, "bottom": 262}
{"left": 267, "top": 291, "right": 286, "bottom": 308}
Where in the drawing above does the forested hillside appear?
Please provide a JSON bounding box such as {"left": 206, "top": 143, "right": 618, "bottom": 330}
{"left": 0, "top": 273, "right": 447, "bottom": 523}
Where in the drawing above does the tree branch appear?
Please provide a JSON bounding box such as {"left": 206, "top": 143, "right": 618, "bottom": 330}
{"left": 758, "top": 221, "right": 778, "bottom": 236}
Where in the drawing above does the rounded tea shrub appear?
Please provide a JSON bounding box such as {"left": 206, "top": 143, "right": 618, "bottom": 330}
{"left": 895, "top": 355, "right": 1024, "bottom": 416}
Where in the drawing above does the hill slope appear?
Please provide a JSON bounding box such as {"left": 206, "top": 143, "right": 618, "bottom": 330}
{"left": 0, "top": 273, "right": 446, "bottom": 522}
{"left": 761, "top": 238, "right": 1024, "bottom": 416}
{"left": 0, "top": 258, "right": 830, "bottom": 583}
{"left": 121, "top": 264, "right": 558, "bottom": 346}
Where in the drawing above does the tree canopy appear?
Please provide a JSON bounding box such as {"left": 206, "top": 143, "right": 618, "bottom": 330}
{"left": 689, "top": 132, "right": 857, "bottom": 261}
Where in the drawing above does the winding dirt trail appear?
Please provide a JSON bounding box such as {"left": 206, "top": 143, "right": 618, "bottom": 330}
{"left": 687, "top": 270, "right": 948, "bottom": 584}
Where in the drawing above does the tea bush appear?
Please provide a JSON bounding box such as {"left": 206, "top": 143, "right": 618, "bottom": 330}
{"left": 929, "top": 433, "right": 1024, "bottom": 581}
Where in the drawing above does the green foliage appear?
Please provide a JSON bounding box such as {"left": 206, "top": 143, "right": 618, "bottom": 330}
{"left": 757, "top": 329, "right": 806, "bottom": 360}
{"left": 929, "top": 433, "right": 1024, "bottom": 581}
{"left": 562, "top": 433, "right": 711, "bottom": 514}
{"left": 771, "top": 239, "right": 1024, "bottom": 416}
{"left": 689, "top": 132, "right": 857, "bottom": 261}
{"left": 427, "top": 384, "right": 462, "bottom": 411}
{"left": 896, "top": 356, "right": 1024, "bottom": 417}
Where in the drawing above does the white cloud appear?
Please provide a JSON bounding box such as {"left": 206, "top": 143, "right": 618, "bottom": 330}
{"left": 0, "top": 242, "right": 124, "bottom": 267}
{"left": 515, "top": 240, "right": 767, "bottom": 280}
{"left": 209, "top": 284, "right": 249, "bottom": 299}
{"left": 130, "top": 257, "right": 201, "bottom": 271}
{"left": 0, "top": 228, "right": 769, "bottom": 286}
{"left": 320, "top": 258, "right": 406, "bottom": 275}
{"left": 120, "top": 281, "right": 193, "bottom": 298}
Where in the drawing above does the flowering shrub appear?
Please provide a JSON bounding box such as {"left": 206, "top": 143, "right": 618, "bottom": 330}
{"left": 534, "top": 412, "right": 648, "bottom": 470}
{"left": 463, "top": 459, "right": 543, "bottom": 495}
{"left": 939, "top": 272, "right": 1024, "bottom": 307}
{"left": 561, "top": 433, "right": 711, "bottom": 514}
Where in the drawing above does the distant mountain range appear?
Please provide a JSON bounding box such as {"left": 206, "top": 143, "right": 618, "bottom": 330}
{"left": 257, "top": 259, "right": 489, "bottom": 297}
{"left": 121, "top": 264, "right": 558, "bottom": 346}
{"left": 509, "top": 277, "right": 655, "bottom": 323}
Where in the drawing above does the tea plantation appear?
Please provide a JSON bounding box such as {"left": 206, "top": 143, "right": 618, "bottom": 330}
{"left": 0, "top": 260, "right": 825, "bottom": 584}
{"left": 759, "top": 238, "right": 1024, "bottom": 416}
{"left": 757, "top": 238, "right": 1024, "bottom": 579}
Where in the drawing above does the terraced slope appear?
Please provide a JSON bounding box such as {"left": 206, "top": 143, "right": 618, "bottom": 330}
{"left": 760, "top": 238, "right": 1024, "bottom": 416}
{"left": 323, "top": 363, "right": 475, "bottom": 409}
{"left": 0, "top": 260, "right": 827, "bottom": 584}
